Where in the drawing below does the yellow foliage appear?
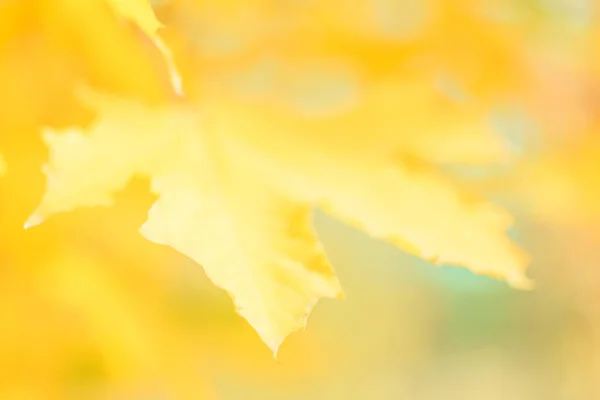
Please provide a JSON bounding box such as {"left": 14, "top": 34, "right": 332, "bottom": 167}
{"left": 106, "top": 0, "right": 164, "bottom": 36}
{"left": 157, "top": 0, "right": 528, "bottom": 105}
{"left": 104, "top": 0, "right": 182, "bottom": 94}
{"left": 0, "top": 1, "right": 547, "bottom": 397}
{"left": 30, "top": 83, "right": 529, "bottom": 352}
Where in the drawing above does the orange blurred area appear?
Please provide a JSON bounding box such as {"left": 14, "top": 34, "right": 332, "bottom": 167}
{"left": 1, "top": 0, "right": 600, "bottom": 399}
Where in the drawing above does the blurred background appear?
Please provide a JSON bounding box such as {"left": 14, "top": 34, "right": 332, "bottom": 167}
{"left": 1, "top": 0, "right": 600, "bottom": 398}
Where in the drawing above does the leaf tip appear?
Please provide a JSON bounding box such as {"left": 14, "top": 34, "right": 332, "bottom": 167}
{"left": 270, "top": 340, "right": 283, "bottom": 360}
{"left": 507, "top": 273, "right": 535, "bottom": 291}
{"left": 24, "top": 213, "right": 44, "bottom": 230}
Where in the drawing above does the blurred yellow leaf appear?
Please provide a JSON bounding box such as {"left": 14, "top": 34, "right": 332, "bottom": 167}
{"left": 104, "top": 0, "right": 182, "bottom": 94}
{"left": 156, "top": 0, "right": 528, "bottom": 105}
{"left": 0, "top": 0, "right": 174, "bottom": 136}
{"left": 30, "top": 85, "right": 529, "bottom": 352}
{"left": 106, "top": 0, "right": 163, "bottom": 37}
{"left": 33, "top": 251, "right": 217, "bottom": 399}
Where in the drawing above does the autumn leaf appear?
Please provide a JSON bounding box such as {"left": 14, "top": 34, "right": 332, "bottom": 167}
{"left": 29, "top": 91, "right": 343, "bottom": 354}
{"left": 103, "top": 0, "right": 182, "bottom": 94}
{"left": 0, "top": 0, "right": 177, "bottom": 136}
{"left": 0, "top": 154, "right": 5, "bottom": 176}
{"left": 29, "top": 85, "right": 530, "bottom": 353}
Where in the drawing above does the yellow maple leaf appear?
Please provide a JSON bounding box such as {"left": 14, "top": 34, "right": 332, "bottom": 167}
{"left": 0, "top": 0, "right": 176, "bottom": 133}
{"left": 103, "top": 0, "right": 182, "bottom": 94}
{"left": 29, "top": 91, "right": 343, "bottom": 354}
{"left": 43, "top": 0, "right": 181, "bottom": 95}
{"left": 0, "top": 154, "right": 5, "bottom": 175}
{"left": 30, "top": 87, "right": 530, "bottom": 353}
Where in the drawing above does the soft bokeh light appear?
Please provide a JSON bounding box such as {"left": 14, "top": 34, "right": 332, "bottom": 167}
{"left": 1, "top": 1, "right": 600, "bottom": 399}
